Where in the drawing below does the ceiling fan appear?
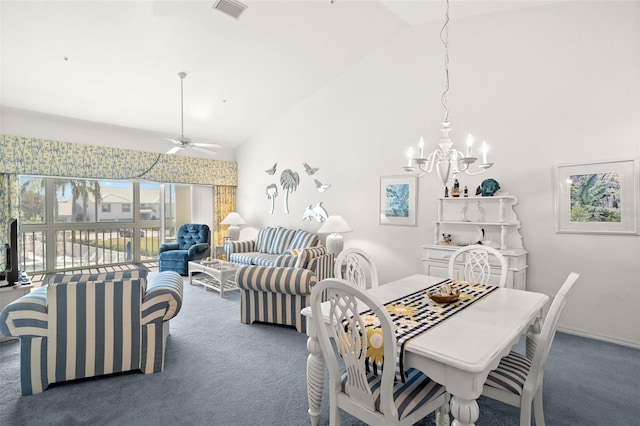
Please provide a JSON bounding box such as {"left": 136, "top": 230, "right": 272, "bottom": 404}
{"left": 165, "top": 72, "right": 221, "bottom": 156}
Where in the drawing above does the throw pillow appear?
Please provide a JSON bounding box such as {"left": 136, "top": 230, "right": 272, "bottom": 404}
{"left": 256, "top": 227, "right": 277, "bottom": 253}
{"left": 268, "top": 227, "right": 296, "bottom": 254}
{"left": 294, "top": 246, "right": 328, "bottom": 269}
{"left": 288, "top": 229, "right": 319, "bottom": 250}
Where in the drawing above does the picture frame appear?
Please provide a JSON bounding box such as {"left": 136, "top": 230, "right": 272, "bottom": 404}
{"left": 379, "top": 175, "right": 418, "bottom": 226}
{"left": 554, "top": 158, "right": 639, "bottom": 235}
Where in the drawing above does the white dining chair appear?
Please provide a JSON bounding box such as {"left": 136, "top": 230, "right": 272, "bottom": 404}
{"left": 482, "top": 272, "right": 580, "bottom": 426}
{"left": 310, "top": 278, "right": 449, "bottom": 426}
{"left": 448, "top": 244, "right": 508, "bottom": 287}
{"left": 334, "top": 247, "right": 379, "bottom": 289}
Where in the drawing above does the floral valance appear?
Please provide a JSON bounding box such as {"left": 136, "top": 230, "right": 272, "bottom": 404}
{"left": 0, "top": 135, "right": 237, "bottom": 186}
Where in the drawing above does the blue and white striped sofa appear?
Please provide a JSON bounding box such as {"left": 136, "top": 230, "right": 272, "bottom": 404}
{"left": 224, "top": 226, "right": 320, "bottom": 267}
{"left": 0, "top": 269, "right": 183, "bottom": 395}
{"left": 235, "top": 246, "right": 334, "bottom": 333}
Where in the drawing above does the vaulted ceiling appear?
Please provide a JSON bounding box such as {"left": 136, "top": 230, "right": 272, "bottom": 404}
{"left": 1, "top": 0, "right": 551, "bottom": 158}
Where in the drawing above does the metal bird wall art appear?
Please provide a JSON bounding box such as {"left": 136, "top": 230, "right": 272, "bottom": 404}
{"left": 314, "top": 179, "right": 331, "bottom": 192}
{"left": 265, "top": 162, "right": 277, "bottom": 175}
{"left": 303, "top": 162, "right": 319, "bottom": 175}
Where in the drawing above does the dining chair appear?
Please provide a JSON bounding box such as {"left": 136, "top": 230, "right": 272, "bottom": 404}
{"left": 482, "top": 272, "right": 580, "bottom": 426}
{"left": 448, "top": 244, "right": 508, "bottom": 287}
{"left": 310, "top": 278, "right": 449, "bottom": 426}
{"left": 334, "top": 248, "right": 379, "bottom": 289}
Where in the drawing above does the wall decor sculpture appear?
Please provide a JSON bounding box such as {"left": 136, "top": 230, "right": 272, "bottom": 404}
{"left": 303, "top": 162, "right": 318, "bottom": 175}
{"left": 555, "top": 158, "right": 639, "bottom": 234}
{"left": 379, "top": 175, "right": 418, "bottom": 226}
{"left": 313, "top": 178, "right": 330, "bottom": 192}
{"left": 302, "top": 202, "right": 328, "bottom": 222}
{"left": 280, "top": 169, "right": 300, "bottom": 214}
{"left": 266, "top": 184, "right": 278, "bottom": 215}
{"left": 265, "top": 162, "right": 277, "bottom": 175}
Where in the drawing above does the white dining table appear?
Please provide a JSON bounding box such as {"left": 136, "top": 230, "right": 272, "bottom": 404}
{"left": 301, "top": 274, "right": 549, "bottom": 426}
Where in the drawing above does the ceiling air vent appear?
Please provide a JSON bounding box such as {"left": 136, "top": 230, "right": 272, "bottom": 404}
{"left": 213, "top": 0, "right": 248, "bottom": 19}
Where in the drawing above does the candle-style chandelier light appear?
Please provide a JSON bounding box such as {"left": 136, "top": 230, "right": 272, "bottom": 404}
{"left": 403, "top": 0, "right": 494, "bottom": 185}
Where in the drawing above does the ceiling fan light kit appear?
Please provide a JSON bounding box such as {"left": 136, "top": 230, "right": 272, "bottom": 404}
{"left": 164, "top": 71, "right": 221, "bottom": 156}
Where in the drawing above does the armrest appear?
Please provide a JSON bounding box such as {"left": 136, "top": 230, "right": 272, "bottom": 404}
{"left": 158, "top": 242, "right": 179, "bottom": 254}
{"left": 309, "top": 253, "right": 335, "bottom": 281}
{"left": 236, "top": 265, "right": 317, "bottom": 296}
{"left": 142, "top": 271, "right": 184, "bottom": 324}
{"left": 0, "top": 287, "right": 48, "bottom": 338}
{"left": 187, "top": 243, "right": 210, "bottom": 258}
{"left": 224, "top": 239, "right": 257, "bottom": 259}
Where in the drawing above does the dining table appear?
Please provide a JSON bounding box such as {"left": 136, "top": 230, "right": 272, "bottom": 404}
{"left": 301, "top": 274, "right": 549, "bottom": 426}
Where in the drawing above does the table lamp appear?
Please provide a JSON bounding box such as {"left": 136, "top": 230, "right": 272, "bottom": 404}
{"left": 221, "top": 212, "right": 246, "bottom": 241}
{"left": 318, "top": 214, "right": 352, "bottom": 256}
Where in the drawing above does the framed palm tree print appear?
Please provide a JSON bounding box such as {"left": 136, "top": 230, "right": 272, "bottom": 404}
{"left": 555, "top": 158, "right": 639, "bottom": 234}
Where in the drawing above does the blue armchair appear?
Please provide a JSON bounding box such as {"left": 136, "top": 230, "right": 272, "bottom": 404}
{"left": 158, "top": 223, "right": 211, "bottom": 275}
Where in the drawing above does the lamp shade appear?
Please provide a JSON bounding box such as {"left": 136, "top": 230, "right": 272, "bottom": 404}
{"left": 317, "top": 214, "right": 352, "bottom": 234}
{"left": 220, "top": 212, "right": 246, "bottom": 226}
{"left": 221, "top": 212, "right": 246, "bottom": 241}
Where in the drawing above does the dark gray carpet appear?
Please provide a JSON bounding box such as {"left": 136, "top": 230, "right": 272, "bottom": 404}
{"left": 1, "top": 276, "right": 639, "bottom": 425}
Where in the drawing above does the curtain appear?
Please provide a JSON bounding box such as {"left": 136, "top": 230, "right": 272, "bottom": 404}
{"left": 0, "top": 174, "right": 21, "bottom": 270}
{"left": 214, "top": 186, "right": 236, "bottom": 247}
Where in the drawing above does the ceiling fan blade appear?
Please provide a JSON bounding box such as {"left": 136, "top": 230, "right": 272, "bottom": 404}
{"left": 193, "top": 142, "right": 223, "bottom": 148}
{"left": 192, "top": 146, "right": 218, "bottom": 156}
{"left": 164, "top": 137, "right": 183, "bottom": 145}
{"left": 166, "top": 146, "right": 182, "bottom": 155}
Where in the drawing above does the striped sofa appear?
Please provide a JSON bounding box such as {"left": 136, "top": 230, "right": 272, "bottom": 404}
{"left": 236, "top": 246, "right": 334, "bottom": 333}
{"left": 0, "top": 269, "right": 183, "bottom": 395}
{"left": 224, "top": 226, "right": 320, "bottom": 267}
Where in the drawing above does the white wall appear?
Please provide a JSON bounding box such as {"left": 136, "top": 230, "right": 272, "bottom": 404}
{"left": 236, "top": 2, "right": 640, "bottom": 347}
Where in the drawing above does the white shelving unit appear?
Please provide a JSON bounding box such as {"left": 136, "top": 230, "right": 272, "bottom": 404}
{"left": 422, "top": 193, "right": 528, "bottom": 290}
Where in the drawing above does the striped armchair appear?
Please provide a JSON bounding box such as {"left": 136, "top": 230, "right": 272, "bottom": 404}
{"left": 235, "top": 246, "right": 334, "bottom": 333}
{"left": 0, "top": 269, "right": 183, "bottom": 395}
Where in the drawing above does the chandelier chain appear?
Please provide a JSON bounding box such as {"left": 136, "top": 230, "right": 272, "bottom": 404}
{"left": 440, "top": 0, "right": 450, "bottom": 123}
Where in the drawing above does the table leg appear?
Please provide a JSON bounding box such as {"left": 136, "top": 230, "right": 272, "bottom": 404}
{"left": 450, "top": 395, "right": 479, "bottom": 426}
{"left": 306, "top": 335, "right": 324, "bottom": 426}
{"left": 188, "top": 271, "right": 194, "bottom": 286}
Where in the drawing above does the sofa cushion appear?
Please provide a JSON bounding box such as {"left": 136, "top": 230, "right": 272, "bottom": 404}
{"left": 256, "top": 227, "right": 277, "bottom": 253}
{"left": 288, "top": 230, "right": 319, "bottom": 250}
{"left": 274, "top": 254, "right": 298, "bottom": 268}
{"left": 229, "top": 252, "right": 259, "bottom": 265}
{"left": 295, "top": 246, "right": 328, "bottom": 269}
{"left": 268, "top": 227, "right": 297, "bottom": 254}
{"left": 228, "top": 252, "right": 280, "bottom": 267}
{"left": 252, "top": 253, "right": 281, "bottom": 266}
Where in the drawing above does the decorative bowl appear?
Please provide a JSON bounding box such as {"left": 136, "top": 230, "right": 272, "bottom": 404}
{"left": 428, "top": 290, "right": 460, "bottom": 304}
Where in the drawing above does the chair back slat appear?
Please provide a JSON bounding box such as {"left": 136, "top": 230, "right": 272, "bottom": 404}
{"left": 335, "top": 248, "right": 379, "bottom": 289}
{"left": 448, "top": 244, "right": 508, "bottom": 287}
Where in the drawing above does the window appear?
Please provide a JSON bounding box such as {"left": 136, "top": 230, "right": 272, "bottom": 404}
{"left": 19, "top": 176, "right": 182, "bottom": 274}
{"left": 20, "top": 177, "right": 45, "bottom": 224}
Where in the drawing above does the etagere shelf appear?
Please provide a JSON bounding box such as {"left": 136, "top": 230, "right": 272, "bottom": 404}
{"left": 422, "top": 193, "right": 528, "bottom": 290}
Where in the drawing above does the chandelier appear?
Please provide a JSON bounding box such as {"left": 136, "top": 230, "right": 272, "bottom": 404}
{"left": 403, "top": 0, "right": 493, "bottom": 185}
